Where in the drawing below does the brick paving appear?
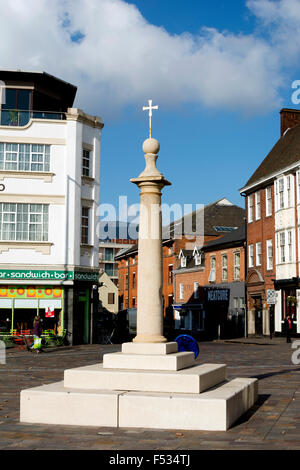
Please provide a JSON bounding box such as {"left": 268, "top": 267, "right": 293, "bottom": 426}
{"left": 1, "top": 338, "right": 300, "bottom": 450}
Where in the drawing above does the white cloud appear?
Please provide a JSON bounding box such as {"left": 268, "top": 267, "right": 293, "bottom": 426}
{"left": 0, "top": 0, "right": 298, "bottom": 116}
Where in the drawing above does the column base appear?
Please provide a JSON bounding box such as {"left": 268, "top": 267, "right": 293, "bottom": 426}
{"left": 133, "top": 334, "right": 167, "bottom": 343}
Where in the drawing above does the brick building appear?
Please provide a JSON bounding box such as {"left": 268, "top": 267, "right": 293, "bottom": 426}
{"left": 240, "top": 108, "right": 300, "bottom": 337}
{"left": 115, "top": 198, "right": 245, "bottom": 337}
{"left": 174, "top": 225, "right": 246, "bottom": 339}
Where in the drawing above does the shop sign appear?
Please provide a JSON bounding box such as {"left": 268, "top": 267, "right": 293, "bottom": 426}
{"left": 205, "top": 288, "right": 230, "bottom": 303}
{"left": 0, "top": 286, "right": 63, "bottom": 299}
{"left": 0, "top": 269, "right": 99, "bottom": 282}
{"left": 45, "top": 306, "right": 55, "bottom": 318}
{"left": 267, "top": 289, "right": 276, "bottom": 305}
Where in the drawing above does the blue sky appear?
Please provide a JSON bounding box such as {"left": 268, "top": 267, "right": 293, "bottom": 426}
{"left": 1, "top": 0, "right": 300, "bottom": 219}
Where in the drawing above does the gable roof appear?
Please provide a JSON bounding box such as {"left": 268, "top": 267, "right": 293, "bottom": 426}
{"left": 164, "top": 198, "right": 245, "bottom": 238}
{"left": 202, "top": 224, "right": 245, "bottom": 251}
{"left": 241, "top": 123, "right": 300, "bottom": 192}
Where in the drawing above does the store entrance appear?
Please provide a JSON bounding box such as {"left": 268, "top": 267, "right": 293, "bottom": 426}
{"left": 253, "top": 296, "right": 263, "bottom": 335}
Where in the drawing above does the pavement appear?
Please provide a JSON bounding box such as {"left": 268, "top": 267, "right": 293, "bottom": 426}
{"left": 1, "top": 337, "right": 300, "bottom": 450}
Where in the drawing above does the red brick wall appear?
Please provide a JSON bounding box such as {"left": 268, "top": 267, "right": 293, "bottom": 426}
{"left": 280, "top": 109, "right": 300, "bottom": 136}
{"left": 246, "top": 184, "right": 275, "bottom": 305}
{"left": 174, "top": 245, "right": 245, "bottom": 304}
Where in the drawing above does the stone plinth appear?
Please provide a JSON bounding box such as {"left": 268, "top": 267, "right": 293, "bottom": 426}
{"left": 64, "top": 363, "right": 227, "bottom": 394}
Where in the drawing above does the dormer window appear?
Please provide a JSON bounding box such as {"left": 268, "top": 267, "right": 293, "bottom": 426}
{"left": 181, "top": 257, "right": 186, "bottom": 268}
{"left": 195, "top": 254, "right": 202, "bottom": 266}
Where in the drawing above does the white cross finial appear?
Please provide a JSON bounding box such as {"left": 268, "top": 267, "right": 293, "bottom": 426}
{"left": 143, "top": 99, "right": 159, "bottom": 138}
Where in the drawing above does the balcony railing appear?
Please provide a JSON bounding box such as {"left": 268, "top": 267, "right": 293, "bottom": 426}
{"left": 0, "top": 109, "right": 66, "bottom": 127}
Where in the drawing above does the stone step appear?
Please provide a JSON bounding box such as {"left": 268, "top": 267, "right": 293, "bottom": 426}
{"left": 64, "top": 363, "right": 227, "bottom": 394}
{"left": 103, "top": 351, "right": 195, "bottom": 371}
{"left": 121, "top": 342, "right": 178, "bottom": 355}
{"left": 20, "top": 382, "right": 122, "bottom": 427}
{"left": 119, "top": 378, "right": 258, "bottom": 431}
{"left": 20, "top": 377, "right": 258, "bottom": 431}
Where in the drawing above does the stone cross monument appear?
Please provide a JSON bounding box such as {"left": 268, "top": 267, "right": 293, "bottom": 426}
{"left": 130, "top": 100, "right": 171, "bottom": 343}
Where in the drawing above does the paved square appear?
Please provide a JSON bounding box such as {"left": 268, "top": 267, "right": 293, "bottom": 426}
{"left": 1, "top": 338, "right": 300, "bottom": 450}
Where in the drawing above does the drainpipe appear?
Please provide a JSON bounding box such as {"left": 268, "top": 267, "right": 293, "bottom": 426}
{"left": 241, "top": 196, "right": 248, "bottom": 339}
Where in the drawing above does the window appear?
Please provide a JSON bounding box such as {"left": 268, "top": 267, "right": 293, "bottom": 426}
{"left": 279, "top": 232, "right": 285, "bottom": 263}
{"left": 288, "top": 230, "right": 293, "bottom": 262}
{"left": 255, "top": 192, "right": 261, "bottom": 220}
{"left": 132, "top": 272, "right": 136, "bottom": 289}
{"left": 168, "top": 264, "right": 173, "bottom": 285}
{"left": 0, "top": 203, "right": 48, "bottom": 241}
{"left": 195, "top": 254, "right": 202, "bottom": 266}
{"left": 248, "top": 245, "right": 254, "bottom": 267}
{"left": 81, "top": 207, "right": 89, "bottom": 244}
{"left": 181, "top": 257, "right": 186, "bottom": 268}
{"left": 222, "top": 255, "right": 228, "bottom": 281}
{"left": 233, "top": 297, "right": 238, "bottom": 309}
{"left": 266, "top": 239, "right": 273, "bottom": 270}
{"left": 104, "top": 247, "right": 114, "bottom": 261}
{"left": 234, "top": 252, "right": 240, "bottom": 280}
{"left": 0, "top": 143, "right": 50, "bottom": 172}
{"left": 82, "top": 149, "right": 90, "bottom": 177}
{"left": 104, "top": 264, "right": 114, "bottom": 277}
{"left": 194, "top": 282, "right": 199, "bottom": 299}
{"left": 266, "top": 187, "right": 272, "bottom": 216}
{"left": 256, "top": 242, "right": 261, "bottom": 266}
{"left": 132, "top": 297, "right": 136, "bottom": 308}
{"left": 1, "top": 89, "right": 32, "bottom": 126}
{"left": 239, "top": 297, "right": 244, "bottom": 309}
{"left": 208, "top": 256, "right": 216, "bottom": 282}
{"left": 125, "top": 274, "right": 129, "bottom": 290}
{"left": 248, "top": 195, "right": 253, "bottom": 222}
{"left": 179, "top": 283, "right": 184, "bottom": 300}
{"left": 108, "top": 293, "right": 115, "bottom": 305}
{"left": 287, "top": 176, "right": 291, "bottom": 207}
{"left": 278, "top": 178, "right": 284, "bottom": 209}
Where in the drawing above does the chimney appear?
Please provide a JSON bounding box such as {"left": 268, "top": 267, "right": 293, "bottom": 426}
{"left": 280, "top": 108, "right": 300, "bottom": 136}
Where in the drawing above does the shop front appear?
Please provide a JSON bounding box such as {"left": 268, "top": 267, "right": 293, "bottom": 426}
{"left": 0, "top": 285, "right": 64, "bottom": 334}
{"left": 0, "top": 268, "right": 99, "bottom": 344}
{"left": 274, "top": 278, "right": 300, "bottom": 336}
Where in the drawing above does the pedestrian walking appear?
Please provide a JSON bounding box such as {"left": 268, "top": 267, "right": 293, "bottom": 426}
{"left": 284, "top": 314, "right": 294, "bottom": 343}
{"left": 28, "top": 316, "right": 43, "bottom": 352}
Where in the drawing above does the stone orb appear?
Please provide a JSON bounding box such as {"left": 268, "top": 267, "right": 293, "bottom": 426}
{"left": 143, "top": 138, "right": 160, "bottom": 155}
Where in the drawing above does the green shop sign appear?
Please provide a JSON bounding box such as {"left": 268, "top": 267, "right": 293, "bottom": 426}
{"left": 0, "top": 269, "right": 99, "bottom": 282}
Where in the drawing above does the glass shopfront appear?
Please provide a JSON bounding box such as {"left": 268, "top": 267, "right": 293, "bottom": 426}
{"left": 0, "top": 285, "right": 64, "bottom": 334}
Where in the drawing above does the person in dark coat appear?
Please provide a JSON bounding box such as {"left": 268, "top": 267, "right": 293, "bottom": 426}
{"left": 284, "top": 314, "right": 294, "bottom": 343}
{"left": 28, "top": 316, "right": 43, "bottom": 350}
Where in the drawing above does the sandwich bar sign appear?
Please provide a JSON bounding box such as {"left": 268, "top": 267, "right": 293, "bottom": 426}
{"left": 0, "top": 269, "right": 99, "bottom": 282}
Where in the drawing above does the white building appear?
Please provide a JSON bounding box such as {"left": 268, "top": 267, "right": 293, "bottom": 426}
{"left": 0, "top": 70, "right": 103, "bottom": 344}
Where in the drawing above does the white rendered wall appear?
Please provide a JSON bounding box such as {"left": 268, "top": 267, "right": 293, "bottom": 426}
{"left": 0, "top": 114, "right": 101, "bottom": 272}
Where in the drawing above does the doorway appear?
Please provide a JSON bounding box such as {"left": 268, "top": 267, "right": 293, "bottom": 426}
{"left": 253, "top": 296, "right": 263, "bottom": 335}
